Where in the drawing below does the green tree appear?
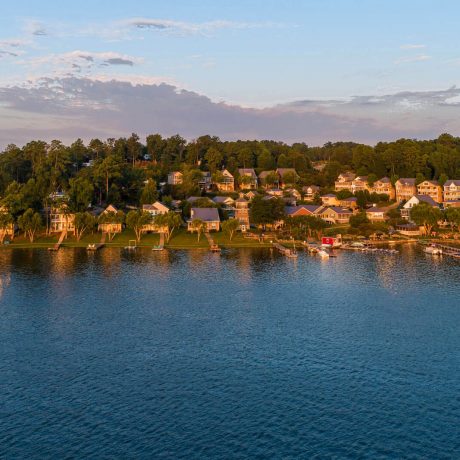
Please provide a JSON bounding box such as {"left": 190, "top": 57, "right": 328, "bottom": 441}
{"left": 249, "top": 196, "right": 285, "bottom": 229}
{"left": 190, "top": 218, "right": 206, "bottom": 241}
{"left": 445, "top": 207, "right": 460, "bottom": 231}
{"left": 94, "top": 155, "right": 122, "bottom": 203}
{"left": 204, "top": 147, "right": 223, "bottom": 172}
{"left": 140, "top": 179, "right": 158, "bottom": 205}
{"left": 350, "top": 212, "right": 370, "bottom": 228}
{"left": 410, "top": 203, "right": 443, "bottom": 236}
{"left": 0, "top": 212, "right": 14, "bottom": 242}
{"left": 68, "top": 177, "right": 94, "bottom": 212}
{"left": 98, "top": 210, "right": 125, "bottom": 241}
{"left": 222, "top": 218, "right": 239, "bottom": 240}
{"left": 154, "top": 212, "right": 182, "bottom": 242}
{"left": 126, "top": 210, "right": 152, "bottom": 242}
{"left": 74, "top": 212, "right": 96, "bottom": 241}
{"left": 17, "top": 208, "right": 42, "bottom": 242}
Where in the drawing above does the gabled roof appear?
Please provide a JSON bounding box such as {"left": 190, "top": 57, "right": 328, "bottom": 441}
{"left": 187, "top": 196, "right": 213, "bottom": 203}
{"left": 366, "top": 207, "right": 385, "bottom": 213}
{"left": 341, "top": 197, "right": 357, "bottom": 202}
{"left": 418, "top": 180, "right": 440, "bottom": 186}
{"left": 238, "top": 168, "right": 257, "bottom": 178}
{"left": 375, "top": 176, "right": 391, "bottom": 184}
{"left": 327, "top": 206, "right": 353, "bottom": 214}
{"left": 444, "top": 180, "right": 460, "bottom": 187}
{"left": 142, "top": 201, "right": 169, "bottom": 212}
{"left": 258, "top": 170, "right": 276, "bottom": 179}
{"left": 190, "top": 207, "right": 220, "bottom": 222}
{"left": 221, "top": 169, "right": 234, "bottom": 178}
{"left": 276, "top": 168, "right": 298, "bottom": 178}
{"left": 212, "top": 196, "right": 235, "bottom": 204}
{"left": 396, "top": 178, "right": 416, "bottom": 186}
{"left": 322, "top": 193, "right": 337, "bottom": 198}
{"left": 168, "top": 171, "right": 183, "bottom": 176}
{"left": 285, "top": 205, "right": 322, "bottom": 216}
{"left": 404, "top": 195, "right": 439, "bottom": 207}
{"left": 353, "top": 176, "right": 368, "bottom": 182}
{"left": 104, "top": 204, "right": 118, "bottom": 213}
{"left": 337, "top": 172, "right": 356, "bottom": 181}
{"left": 235, "top": 197, "right": 248, "bottom": 203}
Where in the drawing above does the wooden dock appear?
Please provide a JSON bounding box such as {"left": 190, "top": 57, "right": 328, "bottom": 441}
{"left": 87, "top": 233, "right": 107, "bottom": 251}
{"left": 152, "top": 232, "right": 165, "bottom": 251}
{"left": 273, "top": 242, "right": 298, "bottom": 258}
{"left": 205, "top": 232, "right": 220, "bottom": 253}
{"left": 48, "top": 230, "right": 66, "bottom": 251}
{"left": 420, "top": 241, "right": 460, "bottom": 259}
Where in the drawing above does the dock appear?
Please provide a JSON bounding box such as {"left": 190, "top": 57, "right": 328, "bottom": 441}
{"left": 419, "top": 241, "right": 460, "bottom": 258}
{"left": 205, "top": 232, "right": 221, "bottom": 253}
{"left": 273, "top": 242, "right": 298, "bottom": 258}
{"left": 87, "top": 233, "right": 107, "bottom": 251}
{"left": 48, "top": 230, "right": 66, "bottom": 251}
{"left": 152, "top": 232, "right": 165, "bottom": 251}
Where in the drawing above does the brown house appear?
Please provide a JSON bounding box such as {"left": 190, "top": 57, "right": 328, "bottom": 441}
{"left": 417, "top": 180, "right": 443, "bottom": 203}
{"left": 234, "top": 197, "right": 250, "bottom": 231}
{"left": 395, "top": 178, "right": 416, "bottom": 202}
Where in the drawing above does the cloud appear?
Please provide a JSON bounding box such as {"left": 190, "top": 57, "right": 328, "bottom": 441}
{"left": 394, "top": 54, "right": 431, "bottom": 64}
{"left": 104, "top": 57, "right": 134, "bottom": 66}
{"left": 123, "top": 17, "right": 282, "bottom": 35}
{"left": 2, "top": 77, "right": 459, "bottom": 148}
{"left": 400, "top": 44, "right": 426, "bottom": 49}
{"left": 23, "top": 20, "right": 48, "bottom": 36}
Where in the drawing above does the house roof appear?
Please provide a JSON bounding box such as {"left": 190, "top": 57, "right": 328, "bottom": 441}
{"left": 142, "top": 201, "right": 169, "bottom": 212}
{"left": 238, "top": 168, "right": 257, "bottom": 178}
{"left": 186, "top": 196, "right": 213, "bottom": 203}
{"left": 190, "top": 207, "right": 220, "bottom": 222}
{"left": 104, "top": 204, "right": 118, "bottom": 213}
{"left": 397, "top": 178, "right": 416, "bottom": 186}
{"left": 341, "top": 197, "right": 357, "bottom": 202}
{"left": 258, "top": 170, "right": 276, "bottom": 179}
{"left": 418, "top": 180, "right": 440, "bottom": 186}
{"left": 405, "top": 195, "right": 439, "bottom": 207}
{"left": 285, "top": 205, "right": 321, "bottom": 216}
{"left": 366, "top": 207, "right": 385, "bottom": 213}
{"left": 337, "top": 172, "right": 356, "bottom": 181}
{"left": 276, "top": 168, "right": 298, "bottom": 178}
{"left": 212, "top": 196, "right": 234, "bottom": 204}
{"left": 235, "top": 197, "right": 248, "bottom": 203}
{"left": 354, "top": 176, "right": 368, "bottom": 182}
{"left": 376, "top": 176, "right": 391, "bottom": 183}
{"left": 302, "top": 185, "right": 320, "bottom": 191}
{"left": 444, "top": 180, "right": 460, "bottom": 187}
{"left": 328, "top": 207, "right": 352, "bottom": 214}
{"left": 322, "top": 193, "right": 337, "bottom": 198}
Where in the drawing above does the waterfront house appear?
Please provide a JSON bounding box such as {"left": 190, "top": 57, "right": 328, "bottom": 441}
{"left": 351, "top": 176, "right": 368, "bottom": 193}
{"left": 417, "top": 180, "right": 443, "bottom": 203}
{"left": 238, "top": 168, "right": 258, "bottom": 190}
{"left": 234, "top": 197, "right": 250, "bottom": 231}
{"left": 366, "top": 207, "right": 386, "bottom": 222}
{"left": 334, "top": 172, "right": 356, "bottom": 192}
{"left": 443, "top": 180, "right": 460, "bottom": 202}
{"left": 321, "top": 194, "right": 340, "bottom": 206}
{"left": 318, "top": 207, "right": 352, "bottom": 224}
{"left": 215, "top": 169, "right": 235, "bottom": 192}
{"left": 167, "top": 171, "right": 183, "bottom": 186}
{"left": 395, "top": 178, "right": 416, "bottom": 202}
{"left": 370, "top": 177, "right": 395, "bottom": 199}
{"left": 276, "top": 168, "right": 299, "bottom": 188}
{"left": 396, "top": 223, "right": 422, "bottom": 236}
{"left": 302, "top": 185, "right": 320, "bottom": 200}
{"left": 401, "top": 195, "right": 439, "bottom": 220}
{"left": 97, "top": 205, "right": 123, "bottom": 234}
{"left": 142, "top": 201, "right": 169, "bottom": 217}
{"left": 49, "top": 204, "right": 75, "bottom": 233}
{"left": 187, "top": 207, "right": 220, "bottom": 232}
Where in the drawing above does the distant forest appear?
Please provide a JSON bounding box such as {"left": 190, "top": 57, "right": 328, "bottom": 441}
{"left": 1, "top": 133, "right": 460, "bottom": 213}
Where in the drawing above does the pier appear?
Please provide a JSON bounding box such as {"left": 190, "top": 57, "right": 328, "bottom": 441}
{"left": 419, "top": 241, "right": 460, "bottom": 258}
{"left": 273, "top": 242, "right": 298, "bottom": 258}
{"left": 205, "top": 232, "right": 221, "bottom": 253}
{"left": 87, "top": 233, "right": 107, "bottom": 251}
{"left": 48, "top": 230, "right": 66, "bottom": 251}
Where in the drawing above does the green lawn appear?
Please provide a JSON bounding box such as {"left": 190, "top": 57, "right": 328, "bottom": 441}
{"left": 166, "top": 228, "right": 209, "bottom": 248}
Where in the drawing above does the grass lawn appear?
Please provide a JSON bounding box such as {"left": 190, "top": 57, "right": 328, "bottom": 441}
{"left": 213, "top": 232, "right": 272, "bottom": 248}
{"left": 166, "top": 228, "right": 209, "bottom": 248}
{"left": 108, "top": 230, "right": 160, "bottom": 247}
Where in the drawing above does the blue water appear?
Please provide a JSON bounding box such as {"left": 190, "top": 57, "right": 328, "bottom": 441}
{"left": 0, "top": 246, "right": 459, "bottom": 459}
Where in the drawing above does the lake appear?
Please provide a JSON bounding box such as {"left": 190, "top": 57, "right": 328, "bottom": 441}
{"left": 1, "top": 246, "right": 459, "bottom": 459}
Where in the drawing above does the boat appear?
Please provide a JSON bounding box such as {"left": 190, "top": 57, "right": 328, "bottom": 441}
{"left": 124, "top": 240, "right": 137, "bottom": 251}
{"left": 152, "top": 245, "right": 164, "bottom": 251}
{"left": 317, "top": 248, "right": 330, "bottom": 258}
{"left": 424, "top": 245, "right": 442, "bottom": 255}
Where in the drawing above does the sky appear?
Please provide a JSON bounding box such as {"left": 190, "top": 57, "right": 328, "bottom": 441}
{"left": 1, "top": 0, "right": 460, "bottom": 147}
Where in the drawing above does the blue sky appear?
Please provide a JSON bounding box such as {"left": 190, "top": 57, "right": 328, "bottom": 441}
{"left": 1, "top": 0, "right": 460, "bottom": 145}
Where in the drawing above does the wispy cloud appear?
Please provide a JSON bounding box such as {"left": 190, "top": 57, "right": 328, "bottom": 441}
{"left": 400, "top": 44, "right": 426, "bottom": 50}
{"left": 123, "top": 17, "right": 283, "bottom": 35}
{"left": 23, "top": 20, "right": 48, "bottom": 37}
{"left": 394, "top": 54, "right": 431, "bottom": 64}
